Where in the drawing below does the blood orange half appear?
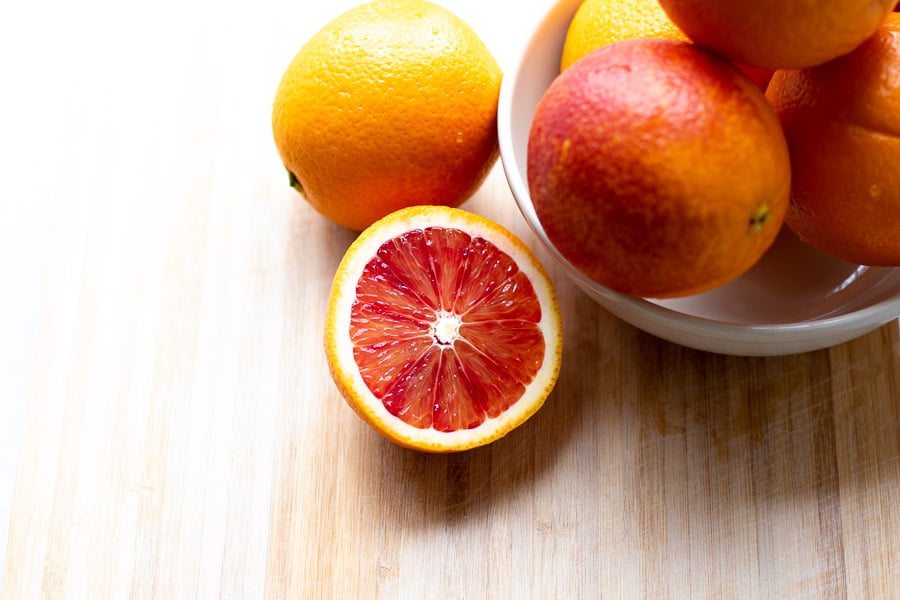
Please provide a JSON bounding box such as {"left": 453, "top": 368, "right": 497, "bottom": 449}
{"left": 325, "top": 206, "right": 563, "bottom": 452}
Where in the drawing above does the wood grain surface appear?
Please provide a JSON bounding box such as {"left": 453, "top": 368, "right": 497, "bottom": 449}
{"left": 3, "top": 1, "right": 899, "bottom": 598}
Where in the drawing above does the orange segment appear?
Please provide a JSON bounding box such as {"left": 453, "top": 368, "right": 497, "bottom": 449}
{"left": 326, "top": 206, "right": 562, "bottom": 452}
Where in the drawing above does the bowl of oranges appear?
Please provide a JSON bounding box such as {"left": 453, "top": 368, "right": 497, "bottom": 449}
{"left": 498, "top": 0, "right": 900, "bottom": 356}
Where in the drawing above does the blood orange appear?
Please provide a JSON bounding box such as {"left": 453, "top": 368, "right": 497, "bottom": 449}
{"left": 325, "top": 206, "right": 563, "bottom": 452}
{"left": 527, "top": 39, "right": 790, "bottom": 298}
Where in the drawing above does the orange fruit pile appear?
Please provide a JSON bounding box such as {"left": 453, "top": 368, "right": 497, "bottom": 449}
{"left": 325, "top": 206, "right": 562, "bottom": 452}
{"left": 273, "top": 0, "right": 900, "bottom": 449}
{"left": 272, "top": 0, "right": 502, "bottom": 231}
{"left": 528, "top": 0, "right": 900, "bottom": 299}
{"left": 528, "top": 39, "right": 791, "bottom": 298}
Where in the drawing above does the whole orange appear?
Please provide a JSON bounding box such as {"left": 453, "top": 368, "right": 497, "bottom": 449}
{"left": 527, "top": 39, "right": 791, "bottom": 299}
{"left": 560, "top": 0, "right": 774, "bottom": 89}
{"left": 560, "top": 0, "right": 687, "bottom": 71}
{"left": 766, "top": 13, "right": 900, "bottom": 266}
{"left": 657, "top": 0, "right": 899, "bottom": 69}
{"left": 272, "top": 0, "right": 501, "bottom": 231}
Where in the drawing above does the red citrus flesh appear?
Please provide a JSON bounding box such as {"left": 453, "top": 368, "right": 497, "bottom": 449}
{"left": 348, "top": 226, "right": 546, "bottom": 432}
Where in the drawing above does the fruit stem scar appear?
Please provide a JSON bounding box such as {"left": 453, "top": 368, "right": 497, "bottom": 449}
{"left": 749, "top": 202, "right": 770, "bottom": 233}
{"left": 287, "top": 169, "right": 304, "bottom": 195}
{"left": 431, "top": 310, "right": 462, "bottom": 346}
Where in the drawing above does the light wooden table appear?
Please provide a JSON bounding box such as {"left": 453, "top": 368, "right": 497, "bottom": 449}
{"left": 3, "top": 1, "right": 899, "bottom": 598}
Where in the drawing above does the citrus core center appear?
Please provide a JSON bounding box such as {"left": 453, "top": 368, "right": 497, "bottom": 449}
{"left": 431, "top": 311, "right": 462, "bottom": 346}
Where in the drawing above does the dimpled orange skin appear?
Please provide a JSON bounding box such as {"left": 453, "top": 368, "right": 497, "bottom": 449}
{"left": 272, "top": 0, "right": 502, "bottom": 231}
{"left": 560, "top": 0, "right": 688, "bottom": 71}
{"left": 559, "top": 0, "right": 774, "bottom": 90}
{"left": 527, "top": 39, "right": 791, "bottom": 299}
{"left": 657, "top": 0, "right": 899, "bottom": 69}
{"left": 766, "top": 14, "right": 900, "bottom": 266}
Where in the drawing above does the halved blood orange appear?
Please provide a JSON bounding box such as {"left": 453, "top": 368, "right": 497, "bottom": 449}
{"left": 325, "top": 206, "right": 563, "bottom": 452}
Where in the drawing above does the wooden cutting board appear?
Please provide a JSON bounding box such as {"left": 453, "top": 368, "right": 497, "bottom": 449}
{"left": 4, "top": 1, "right": 899, "bottom": 598}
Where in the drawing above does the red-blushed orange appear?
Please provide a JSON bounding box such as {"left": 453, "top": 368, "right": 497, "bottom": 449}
{"left": 527, "top": 39, "right": 791, "bottom": 298}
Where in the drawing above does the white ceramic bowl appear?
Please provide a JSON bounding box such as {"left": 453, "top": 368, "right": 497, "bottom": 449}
{"left": 497, "top": 0, "right": 900, "bottom": 356}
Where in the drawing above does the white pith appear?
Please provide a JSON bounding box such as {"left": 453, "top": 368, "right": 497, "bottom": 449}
{"left": 430, "top": 310, "right": 462, "bottom": 346}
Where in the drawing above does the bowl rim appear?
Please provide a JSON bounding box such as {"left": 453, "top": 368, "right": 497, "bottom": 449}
{"left": 496, "top": 0, "right": 900, "bottom": 353}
